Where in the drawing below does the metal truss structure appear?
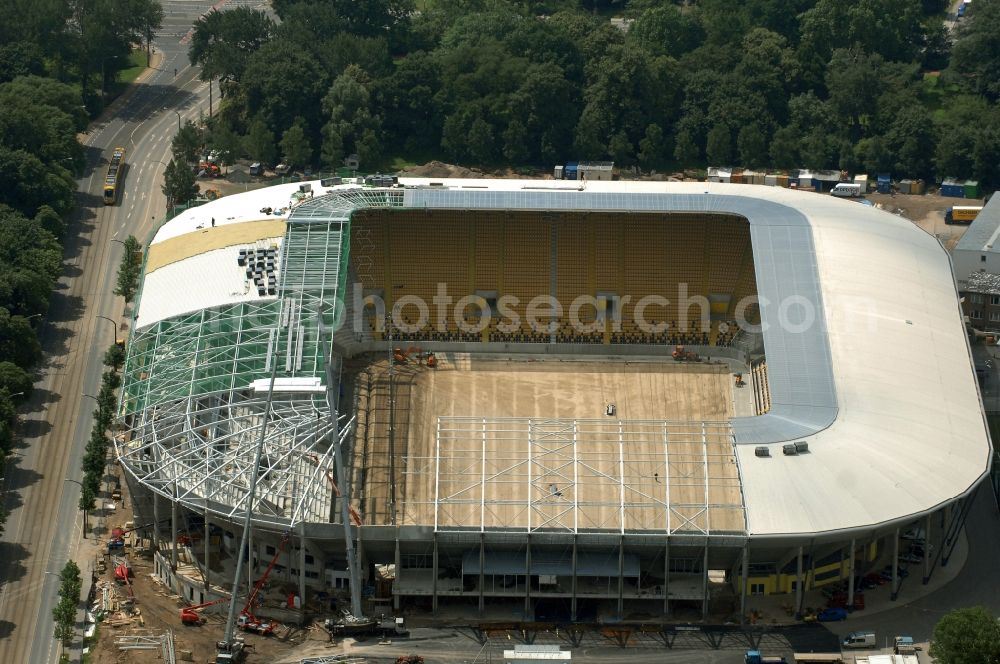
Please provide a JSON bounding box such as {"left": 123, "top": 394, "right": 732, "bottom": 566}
{"left": 116, "top": 189, "right": 400, "bottom": 528}
{"left": 115, "top": 630, "right": 176, "bottom": 663}
{"left": 413, "top": 417, "right": 747, "bottom": 537}
{"left": 117, "top": 186, "right": 748, "bottom": 540}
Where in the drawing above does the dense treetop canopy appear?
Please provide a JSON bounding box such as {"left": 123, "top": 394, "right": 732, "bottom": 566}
{"left": 189, "top": 0, "right": 996, "bottom": 186}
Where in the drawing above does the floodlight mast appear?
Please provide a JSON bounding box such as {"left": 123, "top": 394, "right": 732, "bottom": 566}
{"left": 320, "top": 316, "right": 364, "bottom": 619}
{"left": 220, "top": 323, "right": 283, "bottom": 650}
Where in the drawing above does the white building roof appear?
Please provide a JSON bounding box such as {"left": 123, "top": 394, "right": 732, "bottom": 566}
{"left": 136, "top": 177, "right": 990, "bottom": 539}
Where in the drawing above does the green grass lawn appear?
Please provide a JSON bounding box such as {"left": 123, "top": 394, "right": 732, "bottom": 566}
{"left": 117, "top": 51, "right": 147, "bottom": 85}
{"left": 921, "top": 72, "right": 962, "bottom": 122}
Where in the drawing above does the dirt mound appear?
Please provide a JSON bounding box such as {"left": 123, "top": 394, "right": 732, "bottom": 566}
{"left": 400, "top": 161, "right": 484, "bottom": 178}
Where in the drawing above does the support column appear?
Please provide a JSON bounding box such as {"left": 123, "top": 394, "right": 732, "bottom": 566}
{"left": 617, "top": 537, "right": 625, "bottom": 620}
{"left": 431, "top": 535, "right": 439, "bottom": 613}
{"left": 171, "top": 482, "right": 178, "bottom": 570}
{"left": 663, "top": 539, "right": 670, "bottom": 617}
{"left": 570, "top": 536, "right": 578, "bottom": 622}
{"left": 891, "top": 530, "right": 900, "bottom": 601}
{"left": 524, "top": 537, "right": 532, "bottom": 620}
{"left": 923, "top": 513, "right": 932, "bottom": 584}
{"left": 152, "top": 490, "right": 160, "bottom": 551}
{"left": 478, "top": 535, "right": 485, "bottom": 615}
{"left": 847, "top": 538, "right": 856, "bottom": 607}
{"left": 701, "top": 544, "right": 710, "bottom": 618}
{"left": 395, "top": 537, "right": 402, "bottom": 612}
{"left": 739, "top": 542, "right": 749, "bottom": 625}
{"left": 299, "top": 522, "right": 307, "bottom": 620}
{"left": 794, "top": 547, "right": 804, "bottom": 619}
{"left": 204, "top": 509, "right": 211, "bottom": 591}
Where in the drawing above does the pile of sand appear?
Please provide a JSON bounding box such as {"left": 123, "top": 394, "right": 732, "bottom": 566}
{"left": 400, "top": 160, "right": 484, "bottom": 178}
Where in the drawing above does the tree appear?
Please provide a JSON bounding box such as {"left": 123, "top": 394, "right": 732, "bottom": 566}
{"left": 0, "top": 362, "right": 31, "bottom": 399}
{"left": 951, "top": 0, "right": 1000, "bottom": 101}
{"left": 637, "top": 123, "right": 665, "bottom": 170}
{"left": 103, "top": 344, "right": 125, "bottom": 370}
{"left": 280, "top": 117, "right": 312, "bottom": 169}
{"left": 53, "top": 560, "right": 81, "bottom": 644}
{"left": 930, "top": 606, "right": 1000, "bottom": 664}
{"left": 0, "top": 308, "right": 42, "bottom": 369}
{"left": 189, "top": 8, "right": 276, "bottom": 90}
{"left": 245, "top": 119, "right": 278, "bottom": 167}
{"left": 705, "top": 123, "right": 732, "bottom": 165}
{"left": 737, "top": 124, "right": 768, "bottom": 168}
{"left": 162, "top": 159, "right": 198, "bottom": 208}
{"left": 172, "top": 120, "right": 202, "bottom": 165}
{"left": 321, "top": 65, "right": 382, "bottom": 168}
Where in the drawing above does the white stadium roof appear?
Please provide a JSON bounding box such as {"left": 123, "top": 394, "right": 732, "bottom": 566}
{"left": 131, "top": 177, "right": 991, "bottom": 540}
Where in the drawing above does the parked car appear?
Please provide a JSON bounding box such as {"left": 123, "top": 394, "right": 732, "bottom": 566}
{"left": 817, "top": 607, "right": 848, "bottom": 622}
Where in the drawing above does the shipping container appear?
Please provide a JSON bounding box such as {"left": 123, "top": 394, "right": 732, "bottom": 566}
{"left": 764, "top": 174, "right": 778, "bottom": 187}
{"left": 965, "top": 180, "right": 980, "bottom": 198}
{"left": 854, "top": 174, "right": 868, "bottom": 193}
{"left": 877, "top": 174, "right": 891, "bottom": 194}
{"left": 899, "top": 179, "right": 913, "bottom": 195}
{"left": 941, "top": 178, "right": 964, "bottom": 197}
{"left": 554, "top": 165, "right": 564, "bottom": 179}
{"left": 777, "top": 174, "right": 790, "bottom": 188}
{"left": 564, "top": 162, "right": 578, "bottom": 180}
{"left": 911, "top": 179, "right": 925, "bottom": 195}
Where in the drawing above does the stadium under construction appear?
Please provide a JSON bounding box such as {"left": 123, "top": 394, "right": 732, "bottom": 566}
{"left": 116, "top": 178, "right": 991, "bottom": 625}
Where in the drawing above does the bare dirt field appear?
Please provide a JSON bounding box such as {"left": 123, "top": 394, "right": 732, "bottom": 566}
{"left": 867, "top": 191, "right": 980, "bottom": 250}
{"left": 347, "top": 354, "right": 741, "bottom": 533}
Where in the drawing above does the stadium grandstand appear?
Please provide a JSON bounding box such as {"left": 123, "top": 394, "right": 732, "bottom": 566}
{"left": 116, "top": 178, "right": 990, "bottom": 624}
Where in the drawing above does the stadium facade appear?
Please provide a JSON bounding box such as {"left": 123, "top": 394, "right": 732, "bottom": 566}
{"left": 116, "top": 178, "right": 990, "bottom": 622}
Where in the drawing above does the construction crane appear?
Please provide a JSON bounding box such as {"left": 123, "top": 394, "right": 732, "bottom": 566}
{"left": 180, "top": 597, "right": 229, "bottom": 625}
{"left": 234, "top": 531, "right": 291, "bottom": 635}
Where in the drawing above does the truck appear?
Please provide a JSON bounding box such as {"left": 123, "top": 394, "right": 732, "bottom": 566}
{"left": 831, "top": 182, "right": 863, "bottom": 197}
{"left": 945, "top": 205, "right": 983, "bottom": 224}
{"left": 843, "top": 630, "right": 876, "bottom": 648}
{"left": 894, "top": 635, "right": 917, "bottom": 655}
{"left": 745, "top": 650, "right": 787, "bottom": 664}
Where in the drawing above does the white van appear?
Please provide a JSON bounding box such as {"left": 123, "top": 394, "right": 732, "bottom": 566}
{"left": 831, "top": 183, "right": 862, "bottom": 197}
{"left": 843, "top": 630, "right": 876, "bottom": 648}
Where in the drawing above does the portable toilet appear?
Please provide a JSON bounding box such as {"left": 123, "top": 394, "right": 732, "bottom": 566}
{"left": 854, "top": 174, "right": 868, "bottom": 193}
{"left": 877, "top": 173, "right": 891, "bottom": 193}
{"left": 941, "top": 178, "right": 964, "bottom": 197}
{"left": 965, "top": 180, "right": 980, "bottom": 198}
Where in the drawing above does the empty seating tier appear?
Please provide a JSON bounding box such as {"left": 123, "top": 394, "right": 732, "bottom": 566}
{"left": 348, "top": 210, "right": 757, "bottom": 346}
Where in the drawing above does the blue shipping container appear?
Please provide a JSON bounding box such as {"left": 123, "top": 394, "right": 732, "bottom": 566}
{"left": 564, "top": 162, "right": 578, "bottom": 180}
{"left": 941, "top": 178, "right": 964, "bottom": 197}
{"left": 877, "top": 174, "right": 891, "bottom": 194}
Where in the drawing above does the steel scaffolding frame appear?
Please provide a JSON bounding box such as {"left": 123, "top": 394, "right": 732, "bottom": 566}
{"left": 115, "top": 190, "right": 397, "bottom": 526}
{"left": 418, "top": 417, "right": 747, "bottom": 537}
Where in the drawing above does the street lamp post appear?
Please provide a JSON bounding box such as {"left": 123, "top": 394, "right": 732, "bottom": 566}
{"left": 173, "top": 110, "right": 182, "bottom": 132}
{"left": 96, "top": 315, "right": 117, "bottom": 341}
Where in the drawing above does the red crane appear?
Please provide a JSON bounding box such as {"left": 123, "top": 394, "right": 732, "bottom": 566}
{"left": 180, "top": 597, "right": 229, "bottom": 625}
{"left": 236, "top": 531, "right": 291, "bottom": 635}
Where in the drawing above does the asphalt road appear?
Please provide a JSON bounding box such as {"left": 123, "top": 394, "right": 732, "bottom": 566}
{"left": 0, "top": 1, "right": 219, "bottom": 661}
